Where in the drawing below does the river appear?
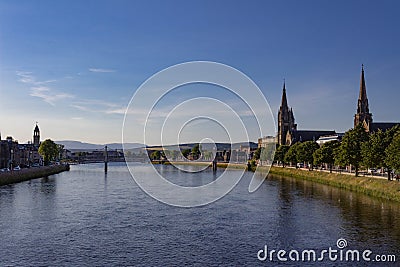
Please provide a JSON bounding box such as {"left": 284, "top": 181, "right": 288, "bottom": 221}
{"left": 0, "top": 162, "right": 399, "bottom": 266}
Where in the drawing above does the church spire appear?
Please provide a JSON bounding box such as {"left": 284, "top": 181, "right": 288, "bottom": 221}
{"left": 354, "top": 65, "right": 373, "bottom": 131}
{"left": 281, "top": 80, "right": 288, "bottom": 108}
{"left": 278, "top": 80, "right": 296, "bottom": 145}
{"left": 357, "top": 64, "right": 369, "bottom": 114}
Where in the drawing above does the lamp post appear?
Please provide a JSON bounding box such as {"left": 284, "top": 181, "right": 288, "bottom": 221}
{"left": 10, "top": 149, "right": 13, "bottom": 171}
{"left": 29, "top": 150, "right": 32, "bottom": 167}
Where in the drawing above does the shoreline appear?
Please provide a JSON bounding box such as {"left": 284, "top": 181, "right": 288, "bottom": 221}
{"left": 163, "top": 161, "right": 248, "bottom": 170}
{"left": 0, "top": 165, "right": 70, "bottom": 186}
{"left": 161, "top": 161, "right": 400, "bottom": 203}
{"left": 267, "top": 166, "right": 400, "bottom": 203}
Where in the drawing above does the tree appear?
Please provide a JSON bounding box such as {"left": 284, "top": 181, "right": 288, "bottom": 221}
{"left": 313, "top": 140, "right": 340, "bottom": 173}
{"left": 150, "top": 150, "right": 164, "bottom": 160}
{"left": 296, "top": 141, "right": 319, "bottom": 170}
{"left": 362, "top": 126, "right": 399, "bottom": 179}
{"left": 203, "top": 151, "right": 213, "bottom": 161}
{"left": 56, "top": 144, "right": 64, "bottom": 160}
{"left": 385, "top": 131, "right": 400, "bottom": 176}
{"left": 284, "top": 142, "right": 301, "bottom": 167}
{"left": 181, "top": 149, "right": 191, "bottom": 159}
{"left": 275, "top": 145, "right": 290, "bottom": 167}
{"left": 334, "top": 124, "right": 368, "bottom": 176}
{"left": 38, "top": 139, "right": 58, "bottom": 165}
{"left": 253, "top": 147, "right": 261, "bottom": 160}
{"left": 191, "top": 144, "right": 201, "bottom": 159}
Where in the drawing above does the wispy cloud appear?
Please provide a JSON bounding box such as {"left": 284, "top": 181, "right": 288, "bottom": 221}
{"left": 88, "top": 68, "right": 116, "bottom": 73}
{"left": 17, "top": 71, "right": 74, "bottom": 106}
{"left": 71, "top": 99, "right": 124, "bottom": 114}
{"left": 30, "top": 86, "right": 74, "bottom": 106}
{"left": 16, "top": 71, "right": 57, "bottom": 85}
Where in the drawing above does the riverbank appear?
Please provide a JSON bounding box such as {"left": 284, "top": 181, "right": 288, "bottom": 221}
{"left": 267, "top": 166, "right": 400, "bottom": 202}
{"left": 0, "top": 165, "right": 70, "bottom": 186}
{"left": 152, "top": 161, "right": 400, "bottom": 202}
{"left": 162, "top": 161, "right": 247, "bottom": 170}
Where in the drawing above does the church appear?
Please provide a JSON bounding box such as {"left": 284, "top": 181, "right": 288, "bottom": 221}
{"left": 277, "top": 82, "right": 335, "bottom": 146}
{"left": 354, "top": 65, "right": 399, "bottom": 132}
{"left": 277, "top": 65, "right": 399, "bottom": 146}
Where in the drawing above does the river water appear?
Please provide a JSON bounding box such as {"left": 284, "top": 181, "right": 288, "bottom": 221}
{"left": 0, "top": 162, "right": 399, "bottom": 266}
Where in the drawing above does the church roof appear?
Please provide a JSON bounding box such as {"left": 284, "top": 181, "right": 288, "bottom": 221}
{"left": 370, "top": 122, "right": 400, "bottom": 132}
{"left": 34, "top": 124, "right": 39, "bottom": 132}
{"left": 291, "top": 130, "right": 336, "bottom": 143}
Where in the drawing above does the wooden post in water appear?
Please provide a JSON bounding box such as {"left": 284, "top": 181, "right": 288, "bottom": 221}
{"left": 212, "top": 160, "right": 217, "bottom": 172}
{"left": 104, "top": 146, "right": 108, "bottom": 173}
{"left": 212, "top": 146, "right": 217, "bottom": 173}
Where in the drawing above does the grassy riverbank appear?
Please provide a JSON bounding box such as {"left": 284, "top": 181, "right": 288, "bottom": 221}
{"left": 268, "top": 166, "right": 400, "bottom": 202}
{"left": 153, "top": 161, "right": 400, "bottom": 202}
{"left": 0, "top": 165, "right": 70, "bottom": 186}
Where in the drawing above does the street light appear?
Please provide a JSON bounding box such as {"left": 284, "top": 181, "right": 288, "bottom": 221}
{"left": 10, "top": 149, "right": 13, "bottom": 171}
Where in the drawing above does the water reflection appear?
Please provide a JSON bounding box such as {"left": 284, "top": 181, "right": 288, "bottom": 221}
{"left": 0, "top": 163, "right": 399, "bottom": 266}
{"left": 270, "top": 174, "right": 400, "bottom": 253}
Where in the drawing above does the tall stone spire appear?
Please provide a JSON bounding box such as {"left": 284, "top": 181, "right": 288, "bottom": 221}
{"left": 354, "top": 65, "right": 373, "bottom": 131}
{"left": 357, "top": 64, "right": 369, "bottom": 113}
{"left": 278, "top": 81, "right": 296, "bottom": 145}
{"left": 281, "top": 80, "right": 288, "bottom": 108}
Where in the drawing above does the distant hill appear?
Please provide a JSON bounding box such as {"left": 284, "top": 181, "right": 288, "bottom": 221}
{"left": 57, "top": 140, "right": 257, "bottom": 152}
{"left": 56, "top": 140, "right": 144, "bottom": 151}
{"left": 147, "top": 142, "right": 258, "bottom": 151}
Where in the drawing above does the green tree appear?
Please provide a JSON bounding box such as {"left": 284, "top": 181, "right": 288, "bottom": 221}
{"left": 362, "top": 126, "right": 399, "bottom": 179}
{"left": 385, "top": 131, "right": 400, "bottom": 176}
{"left": 150, "top": 150, "right": 164, "bottom": 160}
{"left": 38, "top": 139, "right": 58, "bottom": 165}
{"left": 313, "top": 140, "right": 340, "bottom": 173}
{"left": 253, "top": 147, "right": 261, "bottom": 160}
{"left": 335, "top": 124, "right": 369, "bottom": 176}
{"left": 297, "top": 141, "right": 319, "bottom": 170}
{"left": 56, "top": 144, "right": 64, "bottom": 160}
{"left": 275, "top": 145, "right": 290, "bottom": 167}
{"left": 284, "top": 142, "right": 301, "bottom": 167}
{"left": 181, "top": 149, "right": 191, "bottom": 159}
{"left": 191, "top": 144, "right": 201, "bottom": 159}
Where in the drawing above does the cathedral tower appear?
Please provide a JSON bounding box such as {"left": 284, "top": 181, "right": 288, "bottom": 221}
{"left": 354, "top": 65, "right": 373, "bottom": 131}
{"left": 33, "top": 123, "right": 40, "bottom": 147}
{"left": 277, "top": 82, "right": 297, "bottom": 145}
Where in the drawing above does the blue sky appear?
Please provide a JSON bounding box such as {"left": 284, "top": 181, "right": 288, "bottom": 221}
{"left": 0, "top": 1, "right": 399, "bottom": 144}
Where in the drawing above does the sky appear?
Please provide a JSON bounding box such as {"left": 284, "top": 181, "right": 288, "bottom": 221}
{"left": 0, "top": 0, "right": 399, "bottom": 145}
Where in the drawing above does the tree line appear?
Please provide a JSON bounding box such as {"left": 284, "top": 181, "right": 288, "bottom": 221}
{"left": 273, "top": 124, "right": 400, "bottom": 179}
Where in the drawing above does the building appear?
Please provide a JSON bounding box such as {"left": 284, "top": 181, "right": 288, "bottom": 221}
{"left": 288, "top": 130, "right": 336, "bottom": 145}
{"left": 277, "top": 82, "right": 336, "bottom": 146}
{"left": 0, "top": 124, "right": 43, "bottom": 169}
{"left": 316, "top": 133, "right": 344, "bottom": 146}
{"left": 354, "top": 65, "right": 399, "bottom": 132}
{"left": 277, "top": 82, "right": 297, "bottom": 145}
{"left": 258, "top": 136, "right": 276, "bottom": 148}
{"left": 0, "top": 137, "right": 12, "bottom": 169}
{"left": 33, "top": 123, "right": 40, "bottom": 147}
